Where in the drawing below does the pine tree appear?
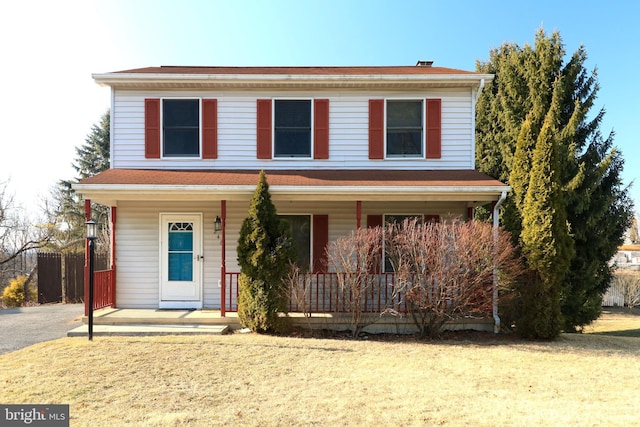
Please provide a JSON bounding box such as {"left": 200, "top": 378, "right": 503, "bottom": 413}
{"left": 236, "top": 170, "right": 297, "bottom": 332}
{"left": 476, "top": 29, "right": 633, "bottom": 334}
{"left": 55, "top": 111, "right": 110, "bottom": 249}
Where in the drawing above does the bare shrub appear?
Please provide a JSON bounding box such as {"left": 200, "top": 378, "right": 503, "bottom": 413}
{"left": 611, "top": 271, "right": 640, "bottom": 311}
{"left": 386, "top": 219, "right": 522, "bottom": 338}
{"left": 283, "top": 262, "right": 314, "bottom": 330}
{"left": 328, "top": 227, "right": 397, "bottom": 337}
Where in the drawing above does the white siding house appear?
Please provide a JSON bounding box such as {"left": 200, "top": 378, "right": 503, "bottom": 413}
{"left": 74, "top": 64, "right": 509, "bottom": 314}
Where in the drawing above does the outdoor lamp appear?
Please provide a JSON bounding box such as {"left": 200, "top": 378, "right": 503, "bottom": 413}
{"left": 86, "top": 220, "right": 97, "bottom": 240}
{"left": 214, "top": 216, "right": 222, "bottom": 232}
{"left": 85, "top": 219, "right": 97, "bottom": 341}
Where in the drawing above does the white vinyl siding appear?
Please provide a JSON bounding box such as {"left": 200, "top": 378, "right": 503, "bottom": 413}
{"left": 114, "top": 200, "right": 467, "bottom": 308}
{"left": 111, "top": 89, "right": 474, "bottom": 170}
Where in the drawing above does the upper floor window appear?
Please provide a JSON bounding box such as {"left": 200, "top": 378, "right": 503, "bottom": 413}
{"left": 163, "top": 99, "right": 200, "bottom": 157}
{"left": 386, "top": 100, "right": 423, "bottom": 157}
{"left": 274, "top": 100, "right": 312, "bottom": 158}
{"left": 145, "top": 98, "right": 217, "bottom": 160}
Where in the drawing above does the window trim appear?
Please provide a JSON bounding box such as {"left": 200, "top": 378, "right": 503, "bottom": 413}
{"left": 384, "top": 98, "right": 425, "bottom": 160}
{"left": 161, "top": 97, "right": 203, "bottom": 159}
{"left": 272, "top": 98, "right": 314, "bottom": 160}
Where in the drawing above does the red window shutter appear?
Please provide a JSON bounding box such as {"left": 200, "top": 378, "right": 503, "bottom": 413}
{"left": 313, "top": 215, "right": 329, "bottom": 273}
{"left": 256, "top": 99, "right": 272, "bottom": 159}
{"left": 314, "top": 99, "right": 329, "bottom": 159}
{"left": 367, "top": 214, "right": 383, "bottom": 229}
{"left": 424, "top": 215, "right": 440, "bottom": 223}
{"left": 425, "top": 98, "right": 442, "bottom": 159}
{"left": 144, "top": 98, "right": 161, "bottom": 159}
{"left": 202, "top": 99, "right": 218, "bottom": 159}
{"left": 366, "top": 215, "right": 384, "bottom": 273}
{"left": 368, "top": 100, "right": 384, "bottom": 159}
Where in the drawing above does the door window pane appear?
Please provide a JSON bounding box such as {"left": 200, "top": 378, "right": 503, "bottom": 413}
{"left": 168, "top": 222, "right": 193, "bottom": 281}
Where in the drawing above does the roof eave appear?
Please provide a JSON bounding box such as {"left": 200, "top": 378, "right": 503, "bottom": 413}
{"left": 73, "top": 183, "right": 511, "bottom": 206}
{"left": 92, "top": 72, "right": 495, "bottom": 89}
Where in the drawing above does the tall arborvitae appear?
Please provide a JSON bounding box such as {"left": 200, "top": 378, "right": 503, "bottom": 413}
{"left": 517, "top": 79, "right": 574, "bottom": 339}
{"left": 476, "top": 29, "right": 633, "bottom": 335}
{"left": 236, "top": 170, "right": 297, "bottom": 332}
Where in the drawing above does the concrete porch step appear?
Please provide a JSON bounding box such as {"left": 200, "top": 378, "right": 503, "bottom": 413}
{"left": 67, "top": 323, "right": 230, "bottom": 337}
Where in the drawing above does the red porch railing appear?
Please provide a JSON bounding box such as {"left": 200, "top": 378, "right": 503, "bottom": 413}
{"left": 223, "top": 272, "right": 406, "bottom": 314}
{"left": 93, "top": 269, "right": 114, "bottom": 311}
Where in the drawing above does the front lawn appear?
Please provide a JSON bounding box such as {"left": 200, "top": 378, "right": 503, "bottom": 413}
{"left": 1, "top": 311, "right": 639, "bottom": 426}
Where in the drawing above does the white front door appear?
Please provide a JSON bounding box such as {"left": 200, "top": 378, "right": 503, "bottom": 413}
{"left": 160, "top": 213, "right": 203, "bottom": 309}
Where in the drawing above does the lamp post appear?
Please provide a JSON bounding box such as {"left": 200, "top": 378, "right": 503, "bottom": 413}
{"left": 86, "top": 220, "right": 97, "bottom": 341}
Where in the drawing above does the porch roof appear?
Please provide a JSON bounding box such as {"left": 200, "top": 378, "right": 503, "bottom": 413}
{"left": 74, "top": 169, "right": 510, "bottom": 205}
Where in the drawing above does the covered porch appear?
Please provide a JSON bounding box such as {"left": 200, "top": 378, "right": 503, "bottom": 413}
{"left": 74, "top": 169, "right": 510, "bottom": 321}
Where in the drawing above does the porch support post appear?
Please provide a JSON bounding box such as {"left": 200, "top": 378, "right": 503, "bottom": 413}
{"left": 220, "top": 200, "right": 227, "bottom": 317}
{"left": 110, "top": 206, "right": 117, "bottom": 308}
{"left": 356, "top": 200, "right": 362, "bottom": 229}
{"left": 83, "top": 199, "right": 91, "bottom": 316}
{"left": 492, "top": 191, "right": 507, "bottom": 333}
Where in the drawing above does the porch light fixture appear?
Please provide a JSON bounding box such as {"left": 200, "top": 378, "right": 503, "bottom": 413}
{"left": 214, "top": 216, "right": 222, "bottom": 232}
{"left": 85, "top": 220, "right": 97, "bottom": 341}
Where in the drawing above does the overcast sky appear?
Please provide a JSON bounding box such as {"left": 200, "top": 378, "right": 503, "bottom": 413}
{"left": 1, "top": 0, "right": 638, "bottom": 214}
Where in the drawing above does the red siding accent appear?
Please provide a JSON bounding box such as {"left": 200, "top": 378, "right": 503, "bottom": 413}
{"left": 425, "top": 98, "right": 442, "bottom": 159}
{"left": 424, "top": 215, "right": 440, "bottom": 223}
{"left": 314, "top": 99, "right": 329, "bottom": 159}
{"left": 202, "top": 99, "right": 218, "bottom": 159}
{"left": 144, "top": 98, "right": 161, "bottom": 159}
{"left": 313, "top": 215, "right": 329, "bottom": 273}
{"left": 368, "top": 100, "right": 384, "bottom": 159}
{"left": 256, "top": 99, "right": 272, "bottom": 159}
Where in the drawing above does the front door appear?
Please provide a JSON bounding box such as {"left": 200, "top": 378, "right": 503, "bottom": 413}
{"left": 160, "top": 213, "right": 203, "bottom": 309}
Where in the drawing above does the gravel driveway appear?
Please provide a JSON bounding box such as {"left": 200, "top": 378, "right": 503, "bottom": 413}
{"left": 0, "top": 303, "right": 84, "bottom": 355}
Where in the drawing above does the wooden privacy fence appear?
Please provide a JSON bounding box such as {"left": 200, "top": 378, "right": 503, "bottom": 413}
{"left": 37, "top": 252, "right": 109, "bottom": 303}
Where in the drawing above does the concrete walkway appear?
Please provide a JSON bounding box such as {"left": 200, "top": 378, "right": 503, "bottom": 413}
{"left": 66, "top": 307, "right": 237, "bottom": 337}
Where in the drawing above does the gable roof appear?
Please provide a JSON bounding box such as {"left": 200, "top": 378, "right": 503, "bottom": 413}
{"left": 74, "top": 169, "right": 509, "bottom": 205}
{"left": 93, "top": 65, "right": 493, "bottom": 90}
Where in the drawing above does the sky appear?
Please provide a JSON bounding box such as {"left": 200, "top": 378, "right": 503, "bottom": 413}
{"left": 1, "top": 0, "right": 639, "bottom": 214}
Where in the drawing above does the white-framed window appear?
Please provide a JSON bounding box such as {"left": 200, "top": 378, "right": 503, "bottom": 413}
{"left": 162, "top": 98, "right": 201, "bottom": 158}
{"left": 280, "top": 214, "right": 312, "bottom": 270}
{"left": 274, "top": 99, "right": 313, "bottom": 158}
{"left": 386, "top": 99, "right": 424, "bottom": 158}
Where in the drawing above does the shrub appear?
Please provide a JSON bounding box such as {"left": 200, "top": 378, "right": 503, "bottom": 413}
{"left": 327, "top": 226, "right": 391, "bottom": 337}
{"left": 1, "top": 275, "right": 36, "bottom": 308}
{"left": 610, "top": 271, "right": 640, "bottom": 311}
{"left": 237, "top": 171, "right": 297, "bottom": 333}
{"left": 386, "top": 219, "right": 522, "bottom": 338}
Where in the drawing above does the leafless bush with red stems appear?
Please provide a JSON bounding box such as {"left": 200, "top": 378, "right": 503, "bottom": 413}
{"left": 386, "top": 218, "right": 522, "bottom": 337}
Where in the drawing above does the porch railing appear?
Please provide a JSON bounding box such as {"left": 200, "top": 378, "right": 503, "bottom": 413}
{"left": 93, "top": 269, "right": 114, "bottom": 311}
{"left": 223, "top": 272, "right": 406, "bottom": 314}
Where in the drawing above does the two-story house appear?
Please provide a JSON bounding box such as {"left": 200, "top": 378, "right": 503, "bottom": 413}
{"left": 74, "top": 63, "right": 509, "bottom": 317}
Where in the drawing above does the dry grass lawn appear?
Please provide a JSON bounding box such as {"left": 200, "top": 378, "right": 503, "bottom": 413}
{"left": 1, "top": 310, "right": 639, "bottom": 426}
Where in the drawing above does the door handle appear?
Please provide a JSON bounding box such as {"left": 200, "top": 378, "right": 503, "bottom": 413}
{"left": 196, "top": 255, "right": 204, "bottom": 261}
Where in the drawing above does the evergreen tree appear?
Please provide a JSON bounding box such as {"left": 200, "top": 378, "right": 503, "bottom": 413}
{"left": 517, "top": 79, "right": 573, "bottom": 339}
{"left": 476, "top": 29, "right": 633, "bottom": 334}
{"left": 236, "top": 170, "right": 297, "bottom": 332}
{"left": 55, "top": 110, "right": 110, "bottom": 249}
